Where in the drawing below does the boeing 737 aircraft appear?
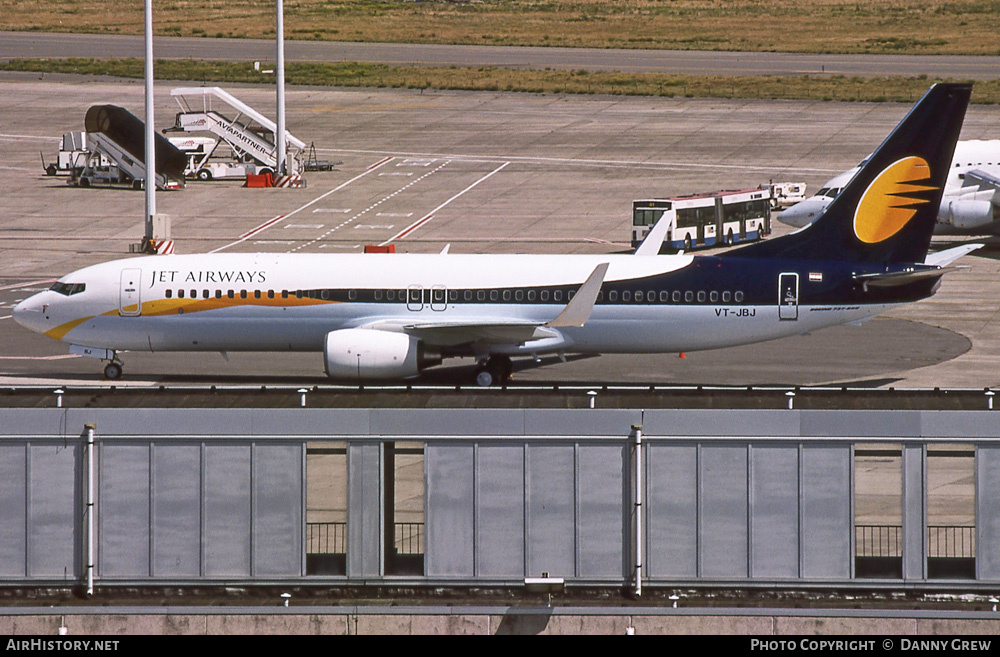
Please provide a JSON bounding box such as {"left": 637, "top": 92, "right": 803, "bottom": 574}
{"left": 13, "top": 84, "right": 979, "bottom": 386}
{"left": 779, "top": 139, "right": 1000, "bottom": 233}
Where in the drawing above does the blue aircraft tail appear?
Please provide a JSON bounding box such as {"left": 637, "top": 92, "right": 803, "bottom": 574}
{"left": 727, "top": 83, "right": 971, "bottom": 264}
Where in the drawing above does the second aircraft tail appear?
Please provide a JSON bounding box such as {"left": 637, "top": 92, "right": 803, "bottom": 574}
{"left": 727, "top": 83, "right": 971, "bottom": 265}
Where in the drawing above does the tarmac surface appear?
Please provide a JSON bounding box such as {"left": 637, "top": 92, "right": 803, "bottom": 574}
{"left": 1, "top": 73, "right": 999, "bottom": 389}
{"left": 0, "top": 72, "right": 996, "bottom": 628}
{"left": 4, "top": 31, "right": 1000, "bottom": 80}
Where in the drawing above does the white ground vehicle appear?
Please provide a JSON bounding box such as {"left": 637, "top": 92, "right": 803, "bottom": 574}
{"left": 168, "top": 87, "right": 304, "bottom": 180}
{"left": 69, "top": 105, "right": 186, "bottom": 190}
{"left": 42, "top": 132, "right": 111, "bottom": 176}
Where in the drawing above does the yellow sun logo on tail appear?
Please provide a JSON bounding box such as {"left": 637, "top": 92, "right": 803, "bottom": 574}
{"left": 854, "top": 156, "right": 937, "bottom": 243}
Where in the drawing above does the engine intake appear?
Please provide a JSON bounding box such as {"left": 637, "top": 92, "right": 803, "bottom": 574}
{"left": 323, "top": 329, "right": 441, "bottom": 380}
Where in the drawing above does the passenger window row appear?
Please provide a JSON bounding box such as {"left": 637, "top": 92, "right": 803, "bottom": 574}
{"left": 162, "top": 288, "right": 746, "bottom": 304}
{"left": 165, "top": 289, "right": 289, "bottom": 300}
{"left": 605, "top": 289, "right": 744, "bottom": 303}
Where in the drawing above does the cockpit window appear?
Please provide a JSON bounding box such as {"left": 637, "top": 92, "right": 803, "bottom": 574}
{"left": 50, "top": 282, "right": 86, "bottom": 296}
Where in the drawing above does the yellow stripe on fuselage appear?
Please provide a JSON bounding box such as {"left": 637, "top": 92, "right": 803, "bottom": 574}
{"left": 44, "top": 316, "right": 94, "bottom": 341}
{"left": 139, "top": 295, "right": 334, "bottom": 316}
{"left": 44, "top": 296, "right": 335, "bottom": 341}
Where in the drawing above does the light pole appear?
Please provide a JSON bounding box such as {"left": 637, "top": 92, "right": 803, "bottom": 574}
{"left": 143, "top": 0, "right": 156, "bottom": 251}
{"left": 276, "top": 0, "right": 287, "bottom": 177}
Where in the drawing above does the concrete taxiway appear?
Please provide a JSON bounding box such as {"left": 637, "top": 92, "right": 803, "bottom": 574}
{"left": 1, "top": 73, "right": 998, "bottom": 388}
{"left": 4, "top": 31, "right": 1000, "bottom": 80}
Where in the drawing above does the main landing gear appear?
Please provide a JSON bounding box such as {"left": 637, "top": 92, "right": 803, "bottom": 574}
{"left": 474, "top": 355, "right": 513, "bottom": 387}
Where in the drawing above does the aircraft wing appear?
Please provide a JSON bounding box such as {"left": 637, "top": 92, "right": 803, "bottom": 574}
{"left": 383, "top": 320, "right": 560, "bottom": 347}
{"left": 363, "top": 263, "right": 609, "bottom": 347}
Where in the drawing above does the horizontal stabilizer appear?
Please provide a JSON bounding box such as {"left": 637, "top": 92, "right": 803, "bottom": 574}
{"left": 924, "top": 243, "right": 983, "bottom": 267}
{"left": 853, "top": 267, "right": 961, "bottom": 289}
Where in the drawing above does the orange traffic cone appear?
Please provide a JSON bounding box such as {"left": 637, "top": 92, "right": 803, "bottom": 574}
{"left": 678, "top": 352, "right": 686, "bottom": 359}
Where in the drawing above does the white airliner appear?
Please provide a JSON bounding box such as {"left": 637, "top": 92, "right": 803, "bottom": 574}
{"left": 13, "top": 84, "right": 980, "bottom": 386}
{"left": 779, "top": 139, "right": 1000, "bottom": 233}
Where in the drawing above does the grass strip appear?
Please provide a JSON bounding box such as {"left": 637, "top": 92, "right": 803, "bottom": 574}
{"left": 3, "top": 57, "right": 998, "bottom": 104}
{"left": 4, "top": 0, "right": 1000, "bottom": 56}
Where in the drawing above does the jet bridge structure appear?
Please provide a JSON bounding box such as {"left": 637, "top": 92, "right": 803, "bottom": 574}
{"left": 71, "top": 105, "right": 186, "bottom": 190}
{"left": 169, "top": 87, "right": 305, "bottom": 182}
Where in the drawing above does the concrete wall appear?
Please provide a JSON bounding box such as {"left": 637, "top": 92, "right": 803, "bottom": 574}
{"left": 3, "top": 609, "right": 1000, "bottom": 635}
{"left": 2, "top": 407, "right": 1000, "bottom": 589}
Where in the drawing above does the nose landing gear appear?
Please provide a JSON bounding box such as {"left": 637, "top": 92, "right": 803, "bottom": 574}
{"left": 68, "top": 345, "right": 124, "bottom": 381}
{"left": 103, "top": 359, "right": 124, "bottom": 381}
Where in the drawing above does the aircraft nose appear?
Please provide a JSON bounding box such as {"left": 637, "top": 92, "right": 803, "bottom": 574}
{"left": 12, "top": 294, "right": 45, "bottom": 332}
{"left": 778, "top": 202, "right": 821, "bottom": 227}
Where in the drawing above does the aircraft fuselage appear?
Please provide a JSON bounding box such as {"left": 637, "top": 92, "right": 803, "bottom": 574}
{"left": 14, "top": 252, "right": 934, "bottom": 357}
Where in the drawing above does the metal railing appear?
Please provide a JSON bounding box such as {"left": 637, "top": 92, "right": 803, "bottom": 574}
{"left": 307, "top": 522, "right": 346, "bottom": 555}
{"left": 856, "top": 525, "right": 902, "bottom": 557}
{"left": 307, "top": 522, "right": 425, "bottom": 555}
{"left": 855, "top": 525, "right": 976, "bottom": 558}
{"left": 394, "top": 522, "right": 424, "bottom": 555}
{"left": 928, "top": 525, "right": 976, "bottom": 559}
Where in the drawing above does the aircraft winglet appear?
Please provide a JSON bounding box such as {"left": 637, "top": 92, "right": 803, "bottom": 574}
{"left": 633, "top": 215, "right": 671, "bottom": 256}
{"left": 546, "top": 263, "right": 609, "bottom": 328}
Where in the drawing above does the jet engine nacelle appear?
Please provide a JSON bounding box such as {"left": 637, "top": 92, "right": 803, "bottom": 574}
{"left": 939, "top": 199, "right": 996, "bottom": 230}
{"left": 323, "top": 329, "right": 441, "bottom": 380}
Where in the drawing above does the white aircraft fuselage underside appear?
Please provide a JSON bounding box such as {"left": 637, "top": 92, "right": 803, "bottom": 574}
{"left": 56, "top": 304, "right": 890, "bottom": 354}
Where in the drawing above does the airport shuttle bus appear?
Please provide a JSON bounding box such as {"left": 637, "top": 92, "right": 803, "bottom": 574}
{"left": 631, "top": 188, "right": 772, "bottom": 252}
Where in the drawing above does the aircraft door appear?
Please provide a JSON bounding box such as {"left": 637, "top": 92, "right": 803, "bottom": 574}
{"left": 119, "top": 268, "right": 142, "bottom": 317}
{"left": 778, "top": 272, "right": 798, "bottom": 321}
{"left": 430, "top": 285, "right": 447, "bottom": 311}
{"left": 407, "top": 285, "right": 424, "bottom": 311}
